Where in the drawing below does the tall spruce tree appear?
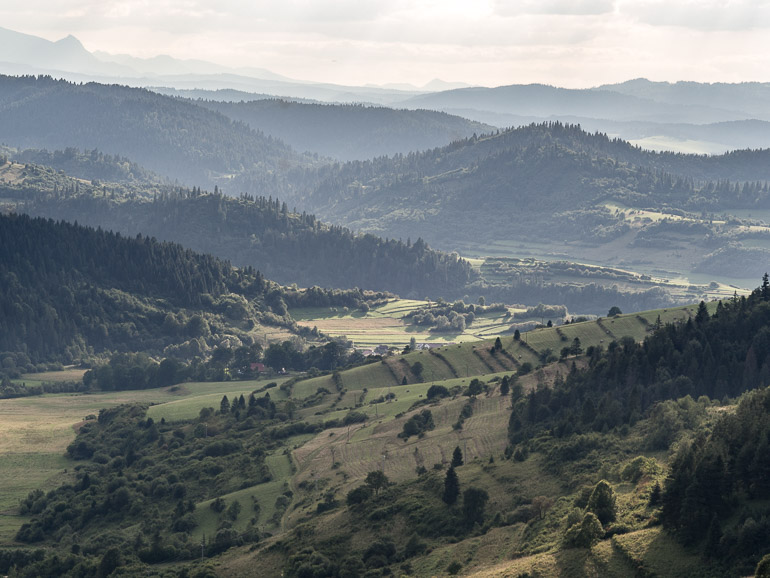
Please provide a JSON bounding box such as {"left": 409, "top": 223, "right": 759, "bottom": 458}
{"left": 443, "top": 466, "right": 460, "bottom": 505}
{"left": 452, "top": 446, "right": 464, "bottom": 467}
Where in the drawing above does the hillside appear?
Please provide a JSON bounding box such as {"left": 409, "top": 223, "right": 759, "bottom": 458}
{"left": 402, "top": 83, "right": 737, "bottom": 124}
{"left": 291, "top": 122, "right": 770, "bottom": 282}
{"left": 6, "top": 282, "right": 770, "bottom": 576}
{"left": 399, "top": 80, "right": 770, "bottom": 154}
{"left": 0, "top": 75, "right": 313, "bottom": 193}
{"left": 3, "top": 134, "right": 758, "bottom": 313}
{"left": 0, "top": 212, "right": 306, "bottom": 367}
{"left": 5, "top": 167, "right": 475, "bottom": 299}
{"left": 6, "top": 154, "right": 701, "bottom": 313}
{"left": 597, "top": 79, "right": 770, "bottom": 121}
{"left": 9, "top": 147, "right": 168, "bottom": 188}
{"left": 197, "top": 99, "right": 495, "bottom": 161}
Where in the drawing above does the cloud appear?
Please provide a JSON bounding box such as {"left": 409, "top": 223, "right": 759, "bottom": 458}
{"left": 1, "top": 0, "right": 769, "bottom": 87}
{"left": 494, "top": 0, "right": 616, "bottom": 16}
{"left": 621, "top": 0, "right": 770, "bottom": 31}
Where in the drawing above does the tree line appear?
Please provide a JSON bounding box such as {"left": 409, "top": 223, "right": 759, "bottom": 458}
{"left": 0, "top": 213, "right": 379, "bottom": 369}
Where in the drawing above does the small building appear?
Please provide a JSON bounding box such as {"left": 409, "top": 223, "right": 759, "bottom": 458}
{"left": 415, "top": 343, "right": 453, "bottom": 350}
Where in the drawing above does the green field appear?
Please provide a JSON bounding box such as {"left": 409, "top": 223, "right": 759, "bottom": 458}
{"left": 0, "top": 376, "right": 291, "bottom": 538}
{"left": 287, "top": 302, "right": 708, "bottom": 404}
{"left": 146, "top": 379, "right": 290, "bottom": 422}
{"left": 291, "top": 299, "right": 525, "bottom": 349}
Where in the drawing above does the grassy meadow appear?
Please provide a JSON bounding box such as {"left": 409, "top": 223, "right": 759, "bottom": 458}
{"left": 0, "top": 376, "right": 289, "bottom": 538}
{"left": 291, "top": 298, "right": 526, "bottom": 349}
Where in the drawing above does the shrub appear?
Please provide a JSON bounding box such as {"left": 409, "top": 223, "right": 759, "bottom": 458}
{"left": 427, "top": 384, "right": 450, "bottom": 399}
{"left": 346, "top": 486, "right": 372, "bottom": 506}
{"left": 398, "top": 409, "right": 435, "bottom": 439}
{"left": 586, "top": 480, "right": 616, "bottom": 525}
{"left": 563, "top": 512, "right": 604, "bottom": 548}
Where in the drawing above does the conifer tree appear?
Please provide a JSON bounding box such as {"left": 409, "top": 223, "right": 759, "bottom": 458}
{"left": 443, "top": 466, "right": 460, "bottom": 505}
{"left": 451, "top": 446, "right": 464, "bottom": 467}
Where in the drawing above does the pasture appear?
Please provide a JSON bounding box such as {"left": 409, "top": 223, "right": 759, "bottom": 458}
{"left": 291, "top": 298, "right": 523, "bottom": 349}
{"left": 0, "top": 376, "right": 290, "bottom": 537}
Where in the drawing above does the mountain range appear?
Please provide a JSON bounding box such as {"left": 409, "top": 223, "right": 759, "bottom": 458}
{"left": 4, "top": 25, "right": 770, "bottom": 155}
{"left": 3, "top": 72, "right": 770, "bottom": 287}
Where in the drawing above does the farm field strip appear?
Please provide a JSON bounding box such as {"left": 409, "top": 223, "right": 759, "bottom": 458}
{"left": 289, "top": 390, "right": 512, "bottom": 510}
{"left": 20, "top": 368, "right": 87, "bottom": 382}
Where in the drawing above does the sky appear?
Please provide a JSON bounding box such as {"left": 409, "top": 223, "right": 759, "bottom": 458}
{"left": 3, "top": 0, "right": 770, "bottom": 88}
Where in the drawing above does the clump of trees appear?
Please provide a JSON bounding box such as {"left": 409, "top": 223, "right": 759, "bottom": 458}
{"left": 398, "top": 410, "right": 435, "bottom": 439}
{"left": 406, "top": 300, "right": 505, "bottom": 333}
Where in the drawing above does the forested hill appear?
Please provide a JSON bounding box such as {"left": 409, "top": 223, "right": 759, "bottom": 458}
{"left": 11, "top": 147, "right": 168, "bottom": 188}
{"left": 0, "top": 212, "right": 293, "bottom": 364}
{"left": 508, "top": 281, "right": 770, "bottom": 573}
{"left": 19, "top": 187, "right": 476, "bottom": 299}
{"left": 197, "top": 99, "right": 495, "bottom": 161}
{"left": 293, "top": 122, "right": 770, "bottom": 247}
{"left": 0, "top": 75, "right": 313, "bottom": 193}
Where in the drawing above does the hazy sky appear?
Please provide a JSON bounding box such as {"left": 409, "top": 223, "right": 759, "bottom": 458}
{"left": 3, "top": 0, "right": 770, "bottom": 87}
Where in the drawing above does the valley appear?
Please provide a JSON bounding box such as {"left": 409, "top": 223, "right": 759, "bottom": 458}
{"left": 1, "top": 48, "right": 770, "bottom": 576}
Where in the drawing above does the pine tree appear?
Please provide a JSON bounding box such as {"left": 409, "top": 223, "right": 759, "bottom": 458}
{"left": 703, "top": 514, "right": 722, "bottom": 558}
{"left": 220, "top": 395, "right": 230, "bottom": 414}
{"left": 443, "top": 466, "right": 460, "bottom": 505}
{"left": 451, "top": 446, "right": 464, "bottom": 467}
{"left": 649, "top": 481, "right": 662, "bottom": 506}
{"left": 500, "top": 376, "right": 510, "bottom": 396}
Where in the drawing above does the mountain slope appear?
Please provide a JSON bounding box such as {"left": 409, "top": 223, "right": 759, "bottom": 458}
{"left": 0, "top": 75, "right": 312, "bottom": 192}
{"left": 294, "top": 122, "right": 770, "bottom": 245}
{"left": 0, "top": 26, "right": 133, "bottom": 77}
{"left": 16, "top": 181, "right": 475, "bottom": 299}
{"left": 0, "top": 212, "right": 295, "bottom": 364}
{"left": 598, "top": 78, "right": 770, "bottom": 120}
{"left": 197, "top": 99, "right": 495, "bottom": 161}
{"left": 9, "top": 287, "right": 770, "bottom": 577}
{"left": 402, "top": 83, "right": 749, "bottom": 124}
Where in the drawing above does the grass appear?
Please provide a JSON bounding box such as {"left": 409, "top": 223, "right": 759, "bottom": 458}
{"left": 20, "top": 368, "right": 87, "bottom": 382}
{"left": 286, "top": 386, "right": 513, "bottom": 532}
{"left": 611, "top": 527, "right": 706, "bottom": 577}
{"left": 191, "top": 451, "right": 295, "bottom": 539}
{"left": 291, "top": 299, "right": 517, "bottom": 349}
{"left": 0, "top": 376, "right": 291, "bottom": 538}
{"left": 285, "top": 302, "right": 710, "bottom": 407}
{"left": 145, "top": 379, "right": 290, "bottom": 422}
{"left": 192, "top": 479, "right": 290, "bottom": 541}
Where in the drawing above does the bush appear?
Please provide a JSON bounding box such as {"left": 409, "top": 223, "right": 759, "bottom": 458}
{"left": 342, "top": 411, "right": 367, "bottom": 425}
{"left": 346, "top": 486, "right": 372, "bottom": 506}
{"left": 398, "top": 409, "right": 435, "bottom": 439}
{"left": 563, "top": 512, "right": 604, "bottom": 548}
{"left": 586, "top": 480, "right": 616, "bottom": 525}
{"left": 620, "top": 456, "right": 661, "bottom": 483}
{"left": 427, "top": 384, "right": 450, "bottom": 399}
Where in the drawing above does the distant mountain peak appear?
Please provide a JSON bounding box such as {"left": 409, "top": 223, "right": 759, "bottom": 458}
{"left": 57, "top": 34, "right": 82, "bottom": 45}
{"left": 423, "top": 78, "right": 475, "bottom": 91}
